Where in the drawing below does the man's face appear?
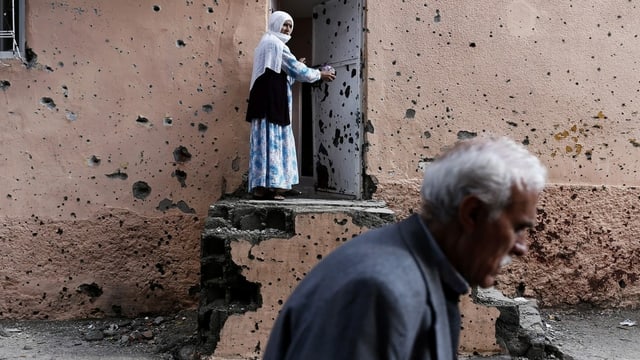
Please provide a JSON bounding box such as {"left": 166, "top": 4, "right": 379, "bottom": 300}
{"left": 459, "top": 187, "right": 539, "bottom": 288}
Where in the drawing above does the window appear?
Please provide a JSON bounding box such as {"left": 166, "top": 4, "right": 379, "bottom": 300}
{"left": 0, "top": 0, "right": 25, "bottom": 60}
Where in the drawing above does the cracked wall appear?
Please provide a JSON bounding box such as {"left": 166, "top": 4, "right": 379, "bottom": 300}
{"left": 0, "top": 0, "right": 264, "bottom": 319}
{"left": 201, "top": 201, "right": 500, "bottom": 358}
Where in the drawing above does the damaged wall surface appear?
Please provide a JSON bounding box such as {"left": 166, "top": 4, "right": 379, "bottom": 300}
{"left": 0, "top": 1, "right": 263, "bottom": 318}
{"left": 1, "top": 0, "right": 639, "bottom": 351}
{"left": 364, "top": 1, "right": 640, "bottom": 308}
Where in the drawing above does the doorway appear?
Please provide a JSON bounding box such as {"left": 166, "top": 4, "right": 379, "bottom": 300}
{"left": 274, "top": 0, "right": 364, "bottom": 199}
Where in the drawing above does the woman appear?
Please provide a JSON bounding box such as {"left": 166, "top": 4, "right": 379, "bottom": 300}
{"left": 246, "top": 11, "right": 336, "bottom": 200}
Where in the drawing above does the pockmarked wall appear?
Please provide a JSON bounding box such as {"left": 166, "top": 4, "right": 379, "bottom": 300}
{"left": 365, "top": 1, "right": 640, "bottom": 307}
{"left": 0, "top": 1, "right": 262, "bottom": 319}
{"left": 3, "top": 0, "right": 639, "bottom": 327}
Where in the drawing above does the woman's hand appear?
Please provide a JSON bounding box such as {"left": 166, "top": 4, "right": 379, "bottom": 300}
{"left": 320, "top": 70, "right": 336, "bottom": 82}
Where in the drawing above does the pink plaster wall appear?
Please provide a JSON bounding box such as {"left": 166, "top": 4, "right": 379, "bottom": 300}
{"left": 213, "top": 212, "right": 370, "bottom": 359}
{"left": 365, "top": 1, "right": 640, "bottom": 186}
{"left": 0, "top": 0, "right": 265, "bottom": 319}
{"left": 1, "top": 0, "right": 639, "bottom": 340}
{"left": 206, "top": 210, "right": 499, "bottom": 359}
{"left": 365, "top": 1, "right": 640, "bottom": 308}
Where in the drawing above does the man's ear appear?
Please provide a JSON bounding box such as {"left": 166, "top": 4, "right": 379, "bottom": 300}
{"left": 458, "top": 195, "right": 485, "bottom": 230}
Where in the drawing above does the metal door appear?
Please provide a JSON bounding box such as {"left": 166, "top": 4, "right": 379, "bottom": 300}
{"left": 312, "top": 0, "right": 362, "bottom": 198}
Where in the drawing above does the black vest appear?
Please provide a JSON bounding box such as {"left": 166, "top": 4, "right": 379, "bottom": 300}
{"left": 246, "top": 68, "right": 290, "bottom": 126}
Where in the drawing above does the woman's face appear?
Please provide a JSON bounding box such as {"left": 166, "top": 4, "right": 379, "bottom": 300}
{"left": 280, "top": 20, "right": 293, "bottom": 35}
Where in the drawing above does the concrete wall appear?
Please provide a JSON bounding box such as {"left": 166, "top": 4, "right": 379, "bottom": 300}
{"left": 199, "top": 201, "right": 501, "bottom": 358}
{"left": 363, "top": 1, "right": 640, "bottom": 308}
{"left": 1, "top": 0, "right": 639, "bottom": 339}
{"left": 0, "top": 0, "right": 263, "bottom": 319}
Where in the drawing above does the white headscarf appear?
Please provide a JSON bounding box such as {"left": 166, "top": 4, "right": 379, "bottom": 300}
{"left": 249, "top": 11, "right": 294, "bottom": 90}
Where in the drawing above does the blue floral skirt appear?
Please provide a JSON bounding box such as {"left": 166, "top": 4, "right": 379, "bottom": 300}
{"left": 248, "top": 118, "right": 299, "bottom": 192}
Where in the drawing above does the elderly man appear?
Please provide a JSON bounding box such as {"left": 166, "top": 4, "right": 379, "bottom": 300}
{"left": 263, "top": 136, "right": 547, "bottom": 360}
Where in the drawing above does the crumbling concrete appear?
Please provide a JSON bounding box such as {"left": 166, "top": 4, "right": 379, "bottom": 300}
{"left": 198, "top": 198, "right": 394, "bottom": 358}
{"left": 198, "top": 198, "right": 568, "bottom": 359}
{"left": 474, "top": 287, "right": 572, "bottom": 359}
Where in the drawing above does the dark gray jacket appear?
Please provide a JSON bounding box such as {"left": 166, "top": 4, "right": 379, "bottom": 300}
{"left": 263, "top": 214, "right": 468, "bottom": 360}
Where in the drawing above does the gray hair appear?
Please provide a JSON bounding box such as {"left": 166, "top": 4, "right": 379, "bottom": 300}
{"left": 420, "top": 136, "right": 547, "bottom": 223}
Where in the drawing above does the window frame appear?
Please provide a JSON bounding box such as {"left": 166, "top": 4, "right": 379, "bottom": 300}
{"left": 0, "top": 0, "right": 25, "bottom": 60}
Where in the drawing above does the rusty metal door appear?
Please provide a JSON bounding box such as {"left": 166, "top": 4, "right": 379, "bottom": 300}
{"left": 312, "top": 0, "right": 362, "bottom": 198}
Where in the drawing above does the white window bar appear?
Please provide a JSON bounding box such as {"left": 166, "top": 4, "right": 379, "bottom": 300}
{"left": 0, "top": 0, "right": 24, "bottom": 62}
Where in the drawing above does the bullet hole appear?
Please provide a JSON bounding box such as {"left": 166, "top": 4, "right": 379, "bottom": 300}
{"left": 0, "top": 80, "right": 10, "bottom": 90}
{"left": 66, "top": 111, "right": 77, "bottom": 121}
{"left": 136, "top": 116, "right": 149, "bottom": 124}
{"left": 40, "top": 97, "right": 56, "bottom": 110}
{"left": 157, "top": 198, "right": 174, "bottom": 212}
{"left": 434, "top": 9, "right": 441, "bottom": 23}
{"left": 77, "top": 283, "right": 103, "bottom": 298}
{"left": 58, "top": 61, "right": 64, "bottom": 68}
{"left": 105, "top": 170, "right": 128, "bottom": 180}
{"left": 469, "top": 42, "right": 477, "bottom": 47}
{"left": 515, "top": 282, "right": 526, "bottom": 297}
{"left": 405, "top": 109, "right": 416, "bottom": 119}
{"left": 88, "top": 155, "right": 101, "bottom": 167}
{"left": 318, "top": 143, "right": 329, "bottom": 156}
{"left": 25, "top": 48, "right": 37, "bottom": 68}
{"left": 365, "top": 120, "right": 375, "bottom": 134}
{"left": 173, "top": 146, "right": 192, "bottom": 163}
{"left": 351, "top": 69, "right": 357, "bottom": 78}
{"left": 61, "top": 85, "right": 69, "bottom": 97}
{"left": 457, "top": 130, "right": 477, "bottom": 140}
{"left": 45, "top": 65, "right": 54, "bottom": 72}
{"left": 173, "top": 169, "right": 187, "bottom": 187}
{"left": 152, "top": 5, "right": 161, "bottom": 12}
{"left": 334, "top": 218, "right": 348, "bottom": 225}
{"left": 619, "top": 279, "right": 626, "bottom": 288}
{"left": 198, "top": 123, "right": 208, "bottom": 132}
{"left": 176, "top": 201, "right": 196, "bottom": 214}
{"left": 156, "top": 198, "right": 195, "bottom": 213}
{"left": 202, "top": 104, "right": 213, "bottom": 113}
{"left": 155, "top": 263, "right": 166, "bottom": 275}
{"left": 163, "top": 117, "right": 173, "bottom": 126}
{"left": 149, "top": 281, "right": 164, "bottom": 291}
{"left": 344, "top": 85, "right": 351, "bottom": 98}
{"left": 132, "top": 181, "right": 152, "bottom": 200}
{"left": 424, "top": 131, "right": 432, "bottom": 139}
{"left": 207, "top": 7, "right": 214, "bottom": 13}
{"left": 176, "top": 39, "right": 186, "bottom": 48}
{"left": 333, "top": 129, "right": 342, "bottom": 147}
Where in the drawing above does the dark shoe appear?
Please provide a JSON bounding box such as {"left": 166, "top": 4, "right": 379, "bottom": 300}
{"left": 252, "top": 189, "right": 274, "bottom": 200}
{"left": 284, "top": 189, "right": 302, "bottom": 196}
